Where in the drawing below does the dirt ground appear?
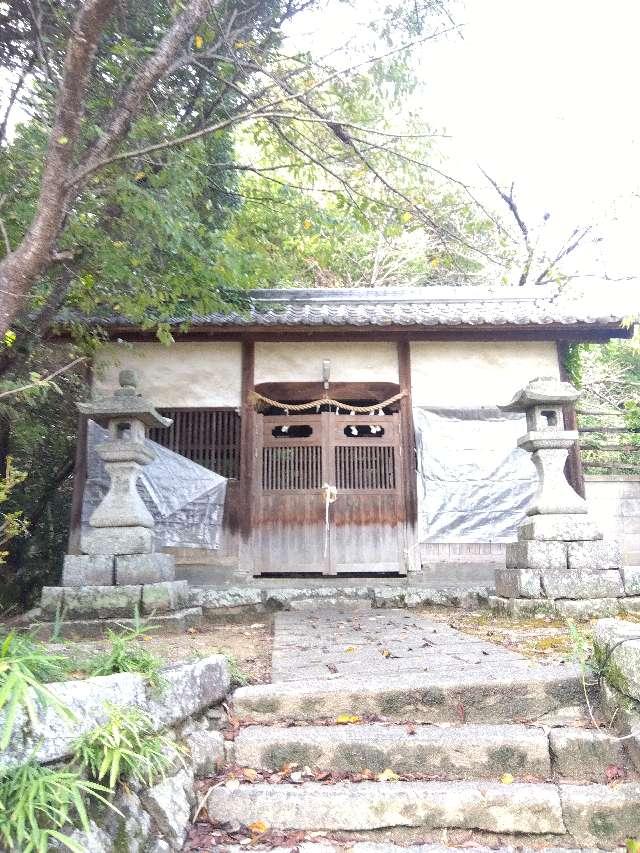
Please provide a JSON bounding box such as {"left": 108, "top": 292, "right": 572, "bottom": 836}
{"left": 40, "top": 617, "right": 275, "bottom": 685}
{"left": 416, "top": 606, "right": 588, "bottom": 663}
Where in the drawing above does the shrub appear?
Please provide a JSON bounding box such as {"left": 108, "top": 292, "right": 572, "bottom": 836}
{"left": 0, "top": 631, "right": 73, "bottom": 748}
{"left": 73, "top": 705, "right": 180, "bottom": 790}
{"left": 88, "top": 616, "right": 163, "bottom": 690}
{"left": 0, "top": 760, "right": 111, "bottom": 853}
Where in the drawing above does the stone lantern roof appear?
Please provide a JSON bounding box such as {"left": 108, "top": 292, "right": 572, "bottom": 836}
{"left": 77, "top": 368, "right": 172, "bottom": 429}
{"left": 499, "top": 376, "right": 581, "bottom": 413}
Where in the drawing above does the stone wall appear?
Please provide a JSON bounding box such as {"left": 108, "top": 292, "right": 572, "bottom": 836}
{"left": 586, "top": 476, "right": 640, "bottom": 565}
{"left": 3, "top": 655, "right": 231, "bottom": 853}
{"left": 594, "top": 618, "right": 640, "bottom": 772}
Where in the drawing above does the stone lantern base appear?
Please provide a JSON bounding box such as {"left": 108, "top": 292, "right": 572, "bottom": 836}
{"left": 490, "top": 515, "right": 640, "bottom": 620}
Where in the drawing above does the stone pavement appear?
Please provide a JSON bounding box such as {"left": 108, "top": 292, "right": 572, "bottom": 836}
{"left": 271, "top": 606, "right": 553, "bottom": 683}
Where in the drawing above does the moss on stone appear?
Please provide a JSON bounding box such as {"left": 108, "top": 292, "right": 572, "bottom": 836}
{"left": 588, "top": 811, "right": 617, "bottom": 839}
{"left": 248, "top": 697, "right": 281, "bottom": 715}
{"left": 262, "top": 742, "right": 318, "bottom": 769}
{"left": 592, "top": 639, "right": 631, "bottom": 696}
{"left": 488, "top": 745, "right": 529, "bottom": 772}
{"left": 333, "top": 744, "right": 386, "bottom": 772}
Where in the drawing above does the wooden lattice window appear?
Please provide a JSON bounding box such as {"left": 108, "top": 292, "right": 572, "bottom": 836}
{"left": 335, "top": 445, "right": 396, "bottom": 490}
{"left": 149, "top": 408, "right": 241, "bottom": 479}
{"left": 262, "top": 446, "right": 322, "bottom": 490}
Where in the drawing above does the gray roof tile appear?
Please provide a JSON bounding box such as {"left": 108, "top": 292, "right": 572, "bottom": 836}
{"left": 108, "top": 283, "right": 638, "bottom": 329}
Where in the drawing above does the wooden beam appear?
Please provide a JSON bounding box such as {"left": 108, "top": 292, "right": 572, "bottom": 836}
{"left": 58, "top": 323, "right": 634, "bottom": 345}
{"left": 254, "top": 381, "right": 401, "bottom": 406}
{"left": 557, "top": 342, "right": 586, "bottom": 498}
{"left": 397, "top": 339, "right": 418, "bottom": 570}
{"left": 67, "top": 413, "right": 87, "bottom": 555}
{"left": 67, "top": 360, "right": 92, "bottom": 555}
{"left": 238, "top": 339, "right": 255, "bottom": 542}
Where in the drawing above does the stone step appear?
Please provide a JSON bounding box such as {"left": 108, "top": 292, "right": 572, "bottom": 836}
{"left": 203, "top": 779, "right": 640, "bottom": 844}
{"left": 216, "top": 845, "right": 585, "bottom": 853}
{"left": 232, "top": 664, "right": 585, "bottom": 725}
{"left": 233, "top": 723, "right": 552, "bottom": 779}
{"left": 232, "top": 722, "right": 632, "bottom": 782}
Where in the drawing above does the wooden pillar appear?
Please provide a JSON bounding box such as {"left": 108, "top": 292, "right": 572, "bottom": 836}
{"left": 238, "top": 339, "right": 255, "bottom": 543}
{"left": 67, "top": 361, "right": 92, "bottom": 555}
{"left": 397, "top": 339, "right": 419, "bottom": 571}
{"left": 557, "top": 341, "right": 586, "bottom": 498}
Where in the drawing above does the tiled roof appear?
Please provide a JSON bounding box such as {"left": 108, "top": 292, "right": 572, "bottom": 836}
{"left": 108, "top": 283, "right": 637, "bottom": 329}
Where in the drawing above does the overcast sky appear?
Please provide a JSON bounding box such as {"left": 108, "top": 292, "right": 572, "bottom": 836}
{"left": 286, "top": 0, "right": 640, "bottom": 281}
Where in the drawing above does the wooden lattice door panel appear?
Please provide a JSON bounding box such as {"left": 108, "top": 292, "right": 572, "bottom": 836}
{"left": 253, "top": 415, "right": 327, "bottom": 574}
{"left": 252, "top": 411, "right": 406, "bottom": 576}
{"left": 330, "top": 414, "right": 405, "bottom": 574}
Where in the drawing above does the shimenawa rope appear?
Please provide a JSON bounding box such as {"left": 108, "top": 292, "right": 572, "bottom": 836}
{"left": 251, "top": 390, "right": 406, "bottom": 414}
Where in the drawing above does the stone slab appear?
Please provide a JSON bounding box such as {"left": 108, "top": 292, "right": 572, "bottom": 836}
{"left": 204, "top": 780, "right": 564, "bottom": 833}
{"left": 142, "top": 768, "right": 194, "bottom": 848}
{"left": 29, "top": 607, "right": 203, "bottom": 640}
{"left": 61, "top": 554, "right": 114, "bottom": 586}
{"left": 60, "top": 584, "right": 142, "bottom": 619}
{"left": 0, "top": 654, "right": 228, "bottom": 770}
{"left": 540, "top": 569, "right": 624, "bottom": 600}
{"left": 622, "top": 566, "right": 640, "bottom": 596}
{"left": 621, "top": 596, "right": 640, "bottom": 614}
{"left": 81, "top": 525, "right": 154, "bottom": 555}
{"left": 517, "top": 514, "right": 603, "bottom": 542}
{"left": 488, "top": 596, "right": 557, "bottom": 618}
{"left": 234, "top": 722, "right": 552, "bottom": 778}
{"left": 560, "top": 782, "right": 640, "bottom": 846}
{"left": 494, "top": 568, "right": 541, "bottom": 599}
{"left": 567, "top": 540, "right": 623, "bottom": 571}
{"left": 184, "top": 729, "right": 225, "bottom": 777}
{"left": 593, "top": 618, "right": 640, "bottom": 702}
{"left": 554, "top": 598, "right": 621, "bottom": 620}
{"left": 141, "top": 580, "right": 189, "bottom": 614}
{"left": 146, "top": 655, "right": 230, "bottom": 728}
{"left": 232, "top": 665, "right": 583, "bottom": 725}
{"left": 506, "top": 540, "right": 567, "bottom": 571}
{"left": 115, "top": 553, "right": 175, "bottom": 585}
{"left": 549, "top": 727, "right": 627, "bottom": 781}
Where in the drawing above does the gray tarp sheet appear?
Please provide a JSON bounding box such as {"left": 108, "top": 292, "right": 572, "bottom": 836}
{"left": 82, "top": 421, "right": 227, "bottom": 549}
{"left": 414, "top": 406, "right": 537, "bottom": 543}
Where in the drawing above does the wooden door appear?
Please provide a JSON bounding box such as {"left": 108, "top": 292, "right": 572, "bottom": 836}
{"left": 329, "top": 412, "right": 405, "bottom": 574}
{"left": 252, "top": 411, "right": 406, "bottom": 575}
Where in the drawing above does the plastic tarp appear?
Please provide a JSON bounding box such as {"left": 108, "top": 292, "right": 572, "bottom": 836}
{"left": 82, "top": 420, "right": 227, "bottom": 549}
{"left": 414, "top": 406, "right": 537, "bottom": 543}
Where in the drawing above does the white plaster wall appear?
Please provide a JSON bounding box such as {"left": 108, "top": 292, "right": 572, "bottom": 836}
{"left": 410, "top": 341, "right": 560, "bottom": 407}
{"left": 93, "top": 342, "right": 242, "bottom": 407}
{"left": 254, "top": 342, "right": 399, "bottom": 385}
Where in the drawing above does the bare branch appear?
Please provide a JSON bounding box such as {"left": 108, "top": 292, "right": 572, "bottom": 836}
{"left": 0, "top": 356, "right": 87, "bottom": 400}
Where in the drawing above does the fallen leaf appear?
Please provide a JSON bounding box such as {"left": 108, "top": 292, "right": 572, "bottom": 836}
{"left": 605, "top": 764, "right": 626, "bottom": 783}
{"left": 381, "top": 649, "right": 391, "bottom": 658}
{"left": 344, "top": 646, "right": 356, "bottom": 653}
{"left": 326, "top": 663, "right": 338, "bottom": 673}
{"left": 406, "top": 723, "right": 417, "bottom": 736}
{"left": 248, "top": 820, "right": 269, "bottom": 835}
{"left": 194, "top": 34, "right": 204, "bottom": 49}
{"left": 242, "top": 768, "right": 258, "bottom": 782}
{"left": 377, "top": 768, "right": 400, "bottom": 782}
{"left": 336, "top": 714, "right": 361, "bottom": 725}
{"left": 500, "top": 773, "right": 514, "bottom": 785}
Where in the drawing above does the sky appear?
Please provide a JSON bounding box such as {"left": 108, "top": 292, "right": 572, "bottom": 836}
{"left": 285, "top": 0, "right": 640, "bottom": 281}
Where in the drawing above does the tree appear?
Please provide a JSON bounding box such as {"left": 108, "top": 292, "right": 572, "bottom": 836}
{"left": 0, "top": 0, "right": 478, "bottom": 345}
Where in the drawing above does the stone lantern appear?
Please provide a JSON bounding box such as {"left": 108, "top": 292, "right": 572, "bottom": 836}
{"left": 499, "top": 375, "right": 587, "bottom": 518}
{"left": 61, "top": 369, "right": 176, "bottom": 587}
{"left": 492, "top": 376, "right": 630, "bottom": 619}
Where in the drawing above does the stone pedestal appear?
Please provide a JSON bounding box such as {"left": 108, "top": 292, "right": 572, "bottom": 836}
{"left": 490, "top": 377, "right": 634, "bottom": 620}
